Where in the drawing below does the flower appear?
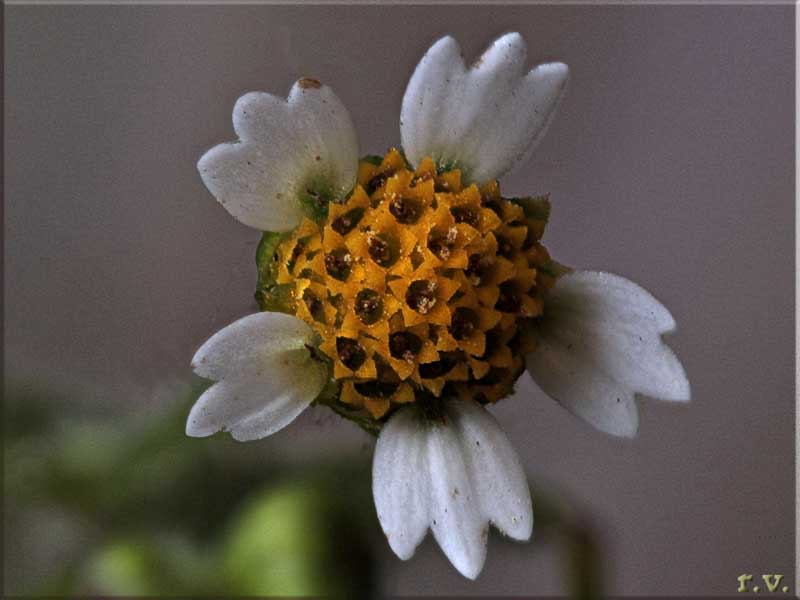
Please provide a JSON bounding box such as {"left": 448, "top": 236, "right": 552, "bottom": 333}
{"left": 187, "top": 32, "right": 690, "bottom": 579}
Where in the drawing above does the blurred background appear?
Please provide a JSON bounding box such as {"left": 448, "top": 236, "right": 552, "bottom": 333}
{"left": 5, "top": 4, "right": 795, "bottom": 597}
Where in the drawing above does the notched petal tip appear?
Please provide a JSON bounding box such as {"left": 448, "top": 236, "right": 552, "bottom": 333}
{"left": 429, "top": 34, "right": 461, "bottom": 55}
{"left": 534, "top": 62, "right": 570, "bottom": 96}
{"left": 185, "top": 422, "right": 205, "bottom": 438}
{"left": 677, "top": 374, "right": 692, "bottom": 403}
{"left": 185, "top": 400, "right": 216, "bottom": 438}
{"left": 613, "top": 415, "right": 640, "bottom": 439}
{"left": 495, "top": 30, "right": 524, "bottom": 44}
{"left": 458, "top": 558, "right": 483, "bottom": 581}
{"left": 540, "top": 61, "right": 569, "bottom": 78}
{"left": 296, "top": 76, "right": 322, "bottom": 89}
{"left": 475, "top": 31, "right": 527, "bottom": 68}
{"left": 649, "top": 340, "right": 691, "bottom": 403}
{"left": 385, "top": 531, "right": 419, "bottom": 562}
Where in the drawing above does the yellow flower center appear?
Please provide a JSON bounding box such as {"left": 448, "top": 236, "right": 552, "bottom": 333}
{"left": 275, "top": 149, "right": 555, "bottom": 419}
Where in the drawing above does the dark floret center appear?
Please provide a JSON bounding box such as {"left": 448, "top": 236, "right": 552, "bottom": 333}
{"left": 324, "top": 248, "right": 353, "bottom": 281}
{"left": 389, "top": 331, "right": 423, "bottom": 361}
{"left": 406, "top": 280, "right": 438, "bottom": 314}
{"left": 331, "top": 207, "right": 365, "bottom": 235}
{"left": 336, "top": 337, "right": 366, "bottom": 371}
{"left": 355, "top": 288, "right": 383, "bottom": 324}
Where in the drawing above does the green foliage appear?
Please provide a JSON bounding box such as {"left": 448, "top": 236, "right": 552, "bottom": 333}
{"left": 254, "top": 231, "right": 294, "bottom": 312}
{"left": 506, "top": 195, "right": 573, "bottom": 280}
{"left": 540, "top": 259, "right": 573, "bottom": 279}
{"left": 360, "top": 154, "right": 384, "bottom": 166}
{"left": 512, "top": 194, "right": 552, "bottom": 222}
{"left": 5, "top": 381, "right": 603, "bottom": 598}
{"left": 298, "top": 174, "right": 337, "bottom": 222}
{"left": 523, "top": 492, "right": 604, "bottom": 599}
{"left": 435, "top": 157, "right": 461, "bottom": 174}
{"left": 4, "top": 383, "right": 376, "bottom": 597}
{"left": 255, "top": 231, "right": 286, "bottom": 288}
{"left": 86, "top": 536, "right": 211, "bottom": 596}
{"left": 223, "top": 483, "right": 374, "bottom": 597}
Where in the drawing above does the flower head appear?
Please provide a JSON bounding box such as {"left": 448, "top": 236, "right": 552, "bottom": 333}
{"left": 269, "top": 149, "right": 551, "bottom": 421}
{"left": 187, "top": 32, "right": 689, "bottom": 580}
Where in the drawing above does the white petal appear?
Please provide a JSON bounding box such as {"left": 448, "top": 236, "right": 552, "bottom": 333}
{"left": 526, "top": 271, "right": 690, "bottom": 438}
{"left": 400, "top": 33, "right": 568, "bottom": 184}
{"left": 449, "top": 400, "right": 533, "bottom": 542}
{"left": 187, "top": 376, "right": 315, "bottom": 442}
{"left": 191, "top": 312, "right": 313, "bottom": 380}
{"left": 426, "top": 412, "right": 487, "bottom": 579}
{"left": 372, "top": 399, "right": 532, "bottom": 580}
{"left": 198, "top": 79, "right": 358, "bottom": 231}
{"left": 187, "top": 312, "right": 327, "bottom": 441}
{"left": 372, "top": 407, "right": 430, "bottom": 560}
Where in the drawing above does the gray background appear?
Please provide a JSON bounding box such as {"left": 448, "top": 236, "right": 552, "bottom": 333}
{"left": 6, "top": 4, "right": 795, "bottom": 596}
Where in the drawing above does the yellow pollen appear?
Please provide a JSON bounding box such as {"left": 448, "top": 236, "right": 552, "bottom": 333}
{"left": 275, "top": 149, "right": 556, "bottom": 419}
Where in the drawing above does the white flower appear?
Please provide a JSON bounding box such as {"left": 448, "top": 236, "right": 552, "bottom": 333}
{"left": 188, "top": 31, "right": 689, "bottom": 580}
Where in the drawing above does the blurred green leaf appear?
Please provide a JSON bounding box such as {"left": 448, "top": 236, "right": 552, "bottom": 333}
{"left": 5, "top": 379, "right": 604, "bottom": 598}
{"left": 540, "top": 259, "right": 573, "bottom": 279}
{"left": 520, "top": 488, "right": 604, "bottom": 599}
{"left": 255, "top": 231, "right": 286, "bottom": 288}
{"left": 85, "top": 535, "right": 213, "bottom": 596}
{"left": 87, "top": 539, "right": 168, "bottom": 595}
{"left": 255, "top": 230, "right": 295, "bottom": 312}
{"left": 360, "top": 154, "right": 384, "bottom": 166}
{"left": 223, "top": 485, "right": 329, "bottom": 596}
{"left": 512, "top": 194, "right": 551, "bottom": 222}
{"left": 223, "top": 478, "right": 375, "bottom": 598}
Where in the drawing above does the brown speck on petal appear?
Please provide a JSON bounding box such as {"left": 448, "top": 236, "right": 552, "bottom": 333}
{"left": 298, "top": 77, "right": 322, "bottom": 89}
